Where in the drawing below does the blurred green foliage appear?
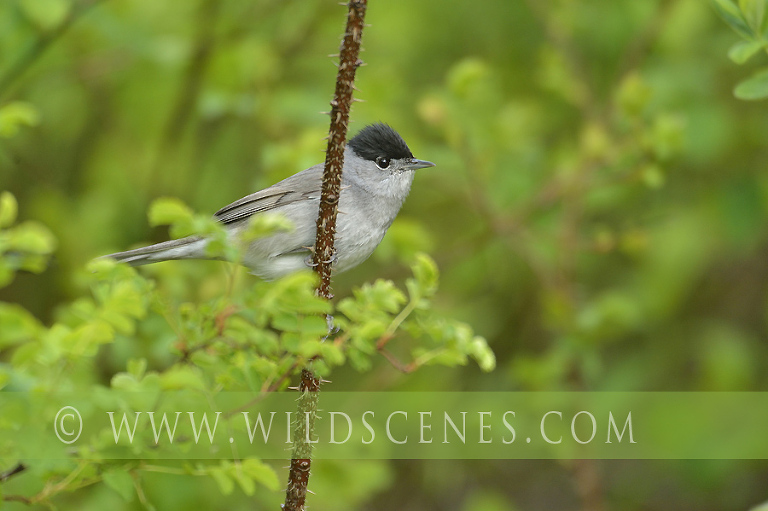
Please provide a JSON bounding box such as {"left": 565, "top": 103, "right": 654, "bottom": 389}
{"left": 1, "top": 0, "right": 768, "bottom": 510}
{"left": 711, "top": 0, "right": 768, "bottom": 98}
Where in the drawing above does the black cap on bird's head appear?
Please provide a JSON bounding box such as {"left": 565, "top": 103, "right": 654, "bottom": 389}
{"left": 348, "top": 123, "right": 435, "bottom": 171}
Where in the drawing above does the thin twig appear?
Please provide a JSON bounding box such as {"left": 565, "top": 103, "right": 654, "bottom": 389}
{"left": 0, "top": 462, "right": 27, "bottom": 482}
{"left": 377, "top": 348, "right": 416, "bottom": 373}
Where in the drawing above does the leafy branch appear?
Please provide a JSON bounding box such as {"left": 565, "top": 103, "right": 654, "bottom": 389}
{"left": 711, "top": 0, "right": 768, "bottom": 99}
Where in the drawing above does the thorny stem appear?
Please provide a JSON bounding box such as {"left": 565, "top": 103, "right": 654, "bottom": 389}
{"left": 283, "top": 370, "right": 321, "bottom": 511}
{"left": 282, "top": 2, "right": 368, "bottom": 511}
{"left": 312, "top": 0, "right": 368, "bottom": 299}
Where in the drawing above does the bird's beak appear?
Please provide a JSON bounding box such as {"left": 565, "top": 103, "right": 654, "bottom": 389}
{"left": 404, "top": 158, "right": 436, "bottom": 170}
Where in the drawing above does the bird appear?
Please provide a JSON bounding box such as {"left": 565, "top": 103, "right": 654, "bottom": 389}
{"left": 103, "top": 123, "right": 435, "bottom": 280}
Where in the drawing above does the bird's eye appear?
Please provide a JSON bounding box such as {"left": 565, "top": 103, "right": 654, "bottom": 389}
{"left": 375, "top": 157, "right": 390, "bottom": 169}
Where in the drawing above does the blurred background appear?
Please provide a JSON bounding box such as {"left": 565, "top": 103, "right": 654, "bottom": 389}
{"left": 2, "top": 0, "right": 768, "bottom": 509}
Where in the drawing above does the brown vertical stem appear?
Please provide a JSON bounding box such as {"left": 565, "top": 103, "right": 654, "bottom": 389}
{"left": 571, "top": 459, "right": 605, "bottom": 511}
{"left": 283, "top": 369, "right": 320, "bottom": 511}
{"left": 312, "top": 0, "right": 368, "bottom": 299}
{"left": 282, "top": 2, "right": 368, "bottom": 510}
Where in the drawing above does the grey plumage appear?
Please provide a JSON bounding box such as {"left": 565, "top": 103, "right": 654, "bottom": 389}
{"left": 103, "top": 123, "right": 434, "bottom": 280}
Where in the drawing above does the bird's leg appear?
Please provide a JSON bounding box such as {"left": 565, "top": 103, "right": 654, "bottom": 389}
{"left": 301, "top": 246, "right": 338, "bottom": 338}
{"left": 304, "top": 253, "right": 318, "bottom": 268}
{"left": 323, "top": 314, "right": 340, "bottom": 340}
{"left": 322, "top": 251, "right": 338, "bottom": 265}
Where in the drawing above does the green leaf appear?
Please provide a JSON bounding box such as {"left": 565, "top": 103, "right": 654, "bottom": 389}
{"left": 208, "top": 467, "right": 235, "bottom": 495}
{"left": 66, "top": 321, "right": 114, "bottom": 356}
{"left": 6, "top": 221, "right": 57, "bottom": 254}
{"left": 319, "top": 342, "right": 346, "bottom": 366}
{"left": 102, "top": 469, "right": 135, "bottom": 502}
{"left": 19, "top": 0, "right": 71, "bottom": 30}
{"left": 240, "top": 458, "right": 280, "bottom": 491}
{"left": 241, "top": 213, "right": 294, "bottom": 242}
{"left": 364, "top": 280, "right": 407, "bottom": 313}
{"left": 0, "top": 192, "right": 18, "bottom": 228}
{"left": 11, "top": 340, "right": 40, "bottom": 366}
{"left": 148, "top": 197, "right": 194, "bottom": 227}
{"left": 470, "top": 336, "right": 497, "bottom": 372}
{"left": 734, "top": 67, "right": 768, "bottom": 99}
{"left": 159, "top": 365, "right": 206, "bottom": 390}
{"left": 409, "top": 253, "right": 439, "bottom": 300}
{"left": 0, "top": 102, "right": 40, "bottom": 138}
{"left": 0, "top": 303, "right": 43, "bottom": 347}
{"left": 127, "top": 358, "right": 147, "bottom": 379}
{"left": 111, "top": 372, "right": 139, "bottom": 390}
{"left": 711, "top": 0, "right": 755, "bottom": 38}
{"left": 728, "top": 40, "right": 765, "bottom": 64}
{"left": 739, "top": 0, "right": 766, "bottom": 31}
{"left": 232, "top": 469, "right": 255, "bottom": 496}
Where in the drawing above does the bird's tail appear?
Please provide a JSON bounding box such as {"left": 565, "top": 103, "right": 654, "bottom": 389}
{"left": 101, "top": 236, "right": 207, "bottom": 267}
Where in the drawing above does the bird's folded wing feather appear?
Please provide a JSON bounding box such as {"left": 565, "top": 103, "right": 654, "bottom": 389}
{"left": 213, "top": 166, "right": 323, "bottom": 225}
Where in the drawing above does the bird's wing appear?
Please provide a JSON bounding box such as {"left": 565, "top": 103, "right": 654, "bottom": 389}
{"left": 214, "top": 165, "right": 324, "bottom": 225}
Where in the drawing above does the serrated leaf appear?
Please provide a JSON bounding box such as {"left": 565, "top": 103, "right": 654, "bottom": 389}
{"left": 364, "top": 280, "right": 407, "bottom": 313}
{"left": 148, "top": 197, "right": 194, "bottom": 227}
{"left": 411, "top": 253, "right": 439, "bottom": 298}
{"left": 728, "top": 39, "right": 765, "bottom": 63}
{"left": 102, "top": 469, "right": 135, "bottom": 502}
{"left": 734, "top": 68, "right": 768, "bottom": 99}
{"left": 0, "top": 192, "right": 18, "bottom": 228}
{"left": 711, "top": 0, "right": 755, "bottom": 37}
